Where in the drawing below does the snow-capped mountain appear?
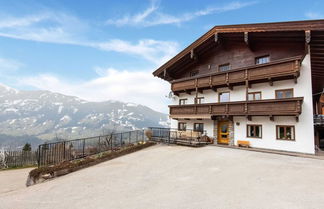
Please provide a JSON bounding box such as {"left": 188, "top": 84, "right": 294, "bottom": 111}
{"left": 0, "top": 84, "right": 169, "bottom": 144}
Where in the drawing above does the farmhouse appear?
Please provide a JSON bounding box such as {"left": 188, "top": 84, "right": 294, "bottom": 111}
{"left": 153, "top": 20, "right": 324, "bottom": 154}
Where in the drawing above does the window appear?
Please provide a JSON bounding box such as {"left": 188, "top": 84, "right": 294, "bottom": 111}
{"left": 275, "top": 89, "right": 293, "bottom": 99}
{"left": 247, "top": 125, "right": 262, "bottom": 138}
{"left": 178, "top": 122, "right": 187, "bottom": 131}
{"left": 195, "top": 97, "right": 204, "bottom": 104}
{"left": 179, "top": 99, "right": 187, "bottom": 105}
{"left": 194, "top": 123, "right": 204, "bottom": 133}
{"left": 248, "top": 92, "right": 262, "bottom": 101}
{"left": 276, "top": 125, "right": 295, "bottom": 140}
{"left": 190, "top": 71, "right": 199, "bottom": 77}
{"left": 255, "top": 55, "right": 270, "bottom": 64}
{"left": 219, "top": 63, "right": 230, "bottom": 72}
{"left": 219, "top": 92, "right": 230, "bottom": 102}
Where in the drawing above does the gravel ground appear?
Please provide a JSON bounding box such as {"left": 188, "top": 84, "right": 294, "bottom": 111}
{"left": 1, "top": 145, "right": 324, "bottom": 209}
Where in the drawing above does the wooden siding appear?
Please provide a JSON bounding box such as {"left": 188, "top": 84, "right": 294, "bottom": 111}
{"left": 171, "top": 56, "right": 301, "bottom": 93}
{"left": 153, "top": 20, "right": 324, "bottom": 78}
{"left": 169, "top": 97, "right": 303, "bottom": 117}
{"left": 181, "top": 41, "right": 304, "bottom": 78}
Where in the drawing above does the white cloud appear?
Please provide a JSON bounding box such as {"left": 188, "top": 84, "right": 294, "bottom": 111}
{"left": 305, "top": 12, "right": 324, "bottom": 19}
{"left": 0, "top": 58, "right": 22, "bottom": 72}
{"left": 0, "top": 12, "right": 179, "bottom": 65}
{"left": 93, "top": 39, "right": 179, "bottom": 65}
{"left": 18, "top": 68, "right": 171, "bottom": 113}
{"left": 106, "top": 1, "right": 257, "bottom": 27}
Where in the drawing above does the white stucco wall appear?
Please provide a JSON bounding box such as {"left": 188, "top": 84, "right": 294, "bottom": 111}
{"left": 170, "top": 54, "right": 315, "bottom": 154}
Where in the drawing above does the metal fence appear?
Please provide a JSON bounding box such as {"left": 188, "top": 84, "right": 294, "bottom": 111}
{"left": 148, "top": 127, "right": 208, "bottom": 145}
{"left": 38, "top": 130, "right": 146, "bottom": 167}
{"left": 0, "top": 151, "right": 38, "bottom": 168}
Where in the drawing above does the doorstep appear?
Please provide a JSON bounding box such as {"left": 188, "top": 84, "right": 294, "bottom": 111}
{"left": 211, "top": 144, "right": 324, "bottom": 160}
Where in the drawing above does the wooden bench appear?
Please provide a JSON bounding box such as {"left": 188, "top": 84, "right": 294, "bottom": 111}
{"left": 237, "top": 140, "right": 250, "bottom": 148}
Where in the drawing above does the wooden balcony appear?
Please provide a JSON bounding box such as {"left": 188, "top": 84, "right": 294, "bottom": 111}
{"left": 169, "top": 97, "right": 303, "bottom": 120}
{"left": 171, "top": 56, "right": 302, "bottom": 94}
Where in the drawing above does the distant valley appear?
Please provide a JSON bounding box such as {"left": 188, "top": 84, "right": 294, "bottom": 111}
{"left": 0, "top": 84, "right": 169, "bottom": 149}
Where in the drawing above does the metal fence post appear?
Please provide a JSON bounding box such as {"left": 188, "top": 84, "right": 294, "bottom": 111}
{"left": 120, "top": 133, "right": 123, "bottom": 147}
{"left": 37, "top": 145, "right": 41, "bottom": 167}
{"left": 82, "top": 139, "right": 85, "bottom": 157}
{"left": 98, "top": 136, "right": 101, "bottom": 153}
{"left": 63, "top": 141, "right": 66, "bottom": 160}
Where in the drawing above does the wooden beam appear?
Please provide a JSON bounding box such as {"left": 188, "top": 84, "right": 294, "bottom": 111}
{"left": 295, "top": 116, "right": 299, "bottom": 122}
{"left": 246, "top": 115, "right": 252, "bottom": 121}
{"left": 214, "top": 33, "right": 219, "bottom": 43}
{"left": 211, "top": 86, "right": 217, "bottom": 92}
{"left": 227, "top": 84, "right": 233, "bottom": 90}
{"left": 305, "top": 30, "right": 311, "bottom": 44}
{"left": 268, "top": 78, "right": 273, "bottom": 86}
{"left": 173, "top": 92, "right": 179, "bottom": 97}
{"left": 190, "top": 49, "right": 195, "bottom": 59}
{"left": 185, "top": 90, "right": 191, "bottom": 95}
{"left": 270, "top": 115, "right": 274, "bottom": 121}
{"left": 294, "top": 76, "right": 298, "bottom": 84}
{"left": 197, "top": 88, "right": 203, "bottom": 94}
{"left": 244, "top": 32, "right": 249, "bottom": 45}
{"left": 245, "top": 80, "right": 251, "bottom": 88}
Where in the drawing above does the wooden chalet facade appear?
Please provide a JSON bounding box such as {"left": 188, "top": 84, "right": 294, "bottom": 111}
{"left": 153, "top": 20, "right": 324, "bottom": 154}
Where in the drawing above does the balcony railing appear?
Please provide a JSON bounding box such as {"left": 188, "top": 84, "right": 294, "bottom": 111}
{"left": 169, "top": 97, "right": 303, "bottom": 118}
{"left": 171, "top": 56, "right": 302, "bottom": 93}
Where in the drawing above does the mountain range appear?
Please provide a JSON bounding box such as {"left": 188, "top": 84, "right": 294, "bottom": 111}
{"left": 0, "top": 84, "right": 169, "bottom": 149}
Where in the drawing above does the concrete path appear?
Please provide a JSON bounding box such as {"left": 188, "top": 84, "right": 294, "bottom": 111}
{"left": 1, "top": 145, "right": 324, "bottom": 209}
{"left": 0, "top": 167, "right": 33, "bottom": 195}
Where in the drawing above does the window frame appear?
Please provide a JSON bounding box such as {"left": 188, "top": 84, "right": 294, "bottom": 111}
{"left": 178, "top": 122, "right": 187, "bottom": 131}
{"left": 276, "top": 125, "right": 295, "bottom": 141}
{"left": 248, "top": 91, "right": 262, "bottom": 101}
{"left": 194, "top": 97, "right": 205, "bottom": 104}
{"left": 218, "top": 91, "right": 230, "bottom": 103}
{"left": 193, "top": 123, "right": 204, "bottom": 133}
{"left": 246, "top": 124, "right": 262, "bottom": 138}
{"left": 275, "top": 89, "right": 294, "bottom": 99}
{"left": 255, "top": 55, "right": 270, "bottom": 65}
{"left": 179, "top": 99, "right": 187, "bottom": 105}
{"left": 218, "top": 63, "right": 231, "bottom": 72}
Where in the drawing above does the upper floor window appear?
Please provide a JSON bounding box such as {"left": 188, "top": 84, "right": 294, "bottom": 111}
{"left": 247, "top": 124, "right": 262, "bottom": 138}
{"left": 179, "top": 99, "right": 187, "bottom": 105}
{"left": 219, "top": 63, "right": 230, "bottom": 72}
{"left": 255, "top": 55, "right": 270, "bottom": 65}
{"left": 219, "top": 92, "right": 230, "bottom": 102}
{"left": 276, "top": 125, "right": 295, "bottom": 140}
{"left": 275, "top": 89, "right": 293, "bottom": 99}
{"left": 178, "top": 122, "right": 187, "bottom": 131}
{"left": 190, "top": 71, "right": 199, "bottom": 77}
{"left": 194, "top": 123, "right": 204, "bottom": 133}
{"left": 195, "top": 97, "right": 204, "bottom": 104}
{"left": 248, "top": 92, "right": 262, "bottom": 101}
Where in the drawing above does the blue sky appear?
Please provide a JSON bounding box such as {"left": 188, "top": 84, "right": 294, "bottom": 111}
{"left": 0, "top": 0, "right": 323, "bottom": 112}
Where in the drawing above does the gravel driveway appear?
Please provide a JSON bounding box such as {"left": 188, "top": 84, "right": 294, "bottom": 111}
{"left": 1, "top": 145, "right": 324, "bottom": 209}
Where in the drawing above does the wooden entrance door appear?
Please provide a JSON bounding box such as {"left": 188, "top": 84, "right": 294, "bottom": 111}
{"left": 218, "top": 121, "right": 230, "bottom": 144}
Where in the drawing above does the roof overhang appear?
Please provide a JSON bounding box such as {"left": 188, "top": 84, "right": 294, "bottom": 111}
{"left": 152, "top": 19, "right": 324, "bottom": 93}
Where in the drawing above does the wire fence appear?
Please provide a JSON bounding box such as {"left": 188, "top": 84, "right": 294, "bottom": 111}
{"left": 38, "top": 130, "right": 147, "bottom": 167}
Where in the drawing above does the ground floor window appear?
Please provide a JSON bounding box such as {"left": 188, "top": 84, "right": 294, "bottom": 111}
{"left": 247, "top": 125, "right": 262, "bottom": 138}
{"left": 276, "top": 125, "right": 295, "bottom": 140}
{"left": 194, "top": 123, "right": 204, "bottom": 133}
{"left": 178, "top": 122, "right": 187, "bottom": 131}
